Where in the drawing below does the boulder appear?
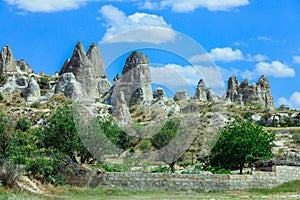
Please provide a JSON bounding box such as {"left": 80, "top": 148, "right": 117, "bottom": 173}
{"left": 194, "top": 79, "right": 207, "bottom": 101}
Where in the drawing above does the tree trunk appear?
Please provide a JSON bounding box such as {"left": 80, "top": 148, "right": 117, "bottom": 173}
{"left": 170, "top": 162, "right": 175, "bottom": 173}
{"left": 239, "top": 164, "right": 243, "bottom": 174}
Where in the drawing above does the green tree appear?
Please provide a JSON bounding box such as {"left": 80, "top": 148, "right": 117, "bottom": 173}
{"left": 151, "top": 120, "right": 179, "bottom": 172}
{"left": 97, "top": 116, "right": 136, "bottom": 151}
{"left": 42, "top": 104, "right": 93, "bottom": 163}
{"left": 209, "top": 117, "right": 275, "bottom": 174}
{"left": 0, "top": 112, "right": 14, "bottom": 164}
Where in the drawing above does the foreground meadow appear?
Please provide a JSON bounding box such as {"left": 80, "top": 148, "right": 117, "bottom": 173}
{"left": 0, "top": 180, "right": 299, "bottom": 200}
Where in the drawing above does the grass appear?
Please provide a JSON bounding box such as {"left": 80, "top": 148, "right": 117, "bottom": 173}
{"left": 0, "top": 180, "right": 299, "bottom": 199}
{"left": 248, "top": 180, "right": 300, "bottom": 195}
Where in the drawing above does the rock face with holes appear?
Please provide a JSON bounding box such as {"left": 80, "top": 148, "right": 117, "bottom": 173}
{"left": 225, "top": 75, "right": 274, "bottom": 109}
{"left": 0, "top": 45, "right": 39, "bottom": 105}
{"left": 194, "top": 79, "right": 207, "bottom": 101}
{"left": 56, "top": 42, "right": 110, "bottom": 100}
{"left": 116, "top": 51, "right": 153, "bottom": 107}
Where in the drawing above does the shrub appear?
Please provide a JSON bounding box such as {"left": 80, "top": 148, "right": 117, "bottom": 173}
{"left": 292, "top": 133, "right": 300, "bottom": 144}
{"left": 0, "top": 160, "right": 23, "bottom": 188}
{"left": 30, "top": 101, "right": 41, "bottom": 108}
{"left": 0, "top": 74, "right": 8, "bottom": 86}
{"left": 15, "top": 118, "right": 32, "bottom": 132}
{"left": 139, "top": 139, "right": 152, "bottom": 152}
{"left": 25, "top": 155, "right": 65, "bottom": 185}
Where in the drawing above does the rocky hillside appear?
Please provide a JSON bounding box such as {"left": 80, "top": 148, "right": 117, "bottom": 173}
{"left": 0, "top": 43, "right": 299, "bottom": 163}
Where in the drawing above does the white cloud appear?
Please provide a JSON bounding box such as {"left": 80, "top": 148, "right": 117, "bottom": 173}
{"left": 246, "top": 54, "right": 268, "bottom": 62}
{"left": 255, "top": 61, "right": 295, "bottom": 78}
{"left": 99, "top": 5, "right": 177, "bottom": 44}
{"left": 257, "top": 36, "right": 272, "bottom": 41}
{"left": 150, "top": 64, "right": 225, "bottom": 95}
{"left": 143, "top": 0, "right": 249, "bottom": 12}
{"left": 5, "top": 0, "right": 87, "bottom": 12}
{"left": 278, "top": 92, "right": 300, "bottom": 109}
{"left": 293, "top": 56, "right": 300, "bottom": 64}
{"left": 189, "top": 47, "right": 267, "bottom": 63}
{"left": 138, "top": 0, "right": 160, "bottom": 10}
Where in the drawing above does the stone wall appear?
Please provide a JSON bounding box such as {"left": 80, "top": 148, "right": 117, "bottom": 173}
{"left": 63, "top": 166, "right": 300, "bottom": 191}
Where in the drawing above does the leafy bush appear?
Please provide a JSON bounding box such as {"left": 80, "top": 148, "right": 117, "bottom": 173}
{"left": 292, "top": 133, "right": 300, "bottom": 144}
{"left": 15, "top": 118, "right": 32, "bottom": 132}
{"left": 97, "top": 116, "right": 137, "bottom": 150}
{"left": 204, "top": 165, "right": 231, "bottom": 174}
{"left": 139, "top": 139, "right": 152, "bottom": 152}
{"left": 37, "top": 76, "right": 51, "bottom": 89}
{"left": 151, "top": 166, "right": 169, "bottom": 173}
{"left": 25, "top": 155, "right": 65, "bottom": 185}
{"left": 151, "top": 120, "right": 179, "bottom": 149}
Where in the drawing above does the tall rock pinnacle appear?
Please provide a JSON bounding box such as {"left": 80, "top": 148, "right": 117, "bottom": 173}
{"left": 194, "top": 79, "right": 207, "bottom": 101}
{"left": 113, "top": 51, "right": 152, "bottom": 107}
{"left": 0, "top": 46, "right": 32, "bottom": 73}
{"left": 56, "top": 42, "right": 110, "bottom": 99}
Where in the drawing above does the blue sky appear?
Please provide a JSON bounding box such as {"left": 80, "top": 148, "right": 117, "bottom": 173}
{"left": 1, "top": 0, "right": 300, "bottom": 108}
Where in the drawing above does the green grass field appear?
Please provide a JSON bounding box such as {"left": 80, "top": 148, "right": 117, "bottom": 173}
{"left": 0, "top": 180, "right": 299, "bottom": 200}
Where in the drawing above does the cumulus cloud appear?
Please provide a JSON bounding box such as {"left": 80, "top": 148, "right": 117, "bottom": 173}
{"left": 99, "top": 5, "right": 177, "bottom": 44}
{"left": 255, "top": 61, "right": 295, "bottom": 78}
{"left": 4, "top": 0, "right": 87, "bottom": 12}
{"left": 139, "top": 0, "right": 249, "bottom": 12}
{"left": 278, "top": 92, "right": 300, "bottom": 109}
{"left": 150, "top": 64, "right": 225, "bottom": 95}
{"left": 293, "top": 56, "right": 300, "bottom": 64}
{"left": 189, "top": 47, "right": 267, "bottom": 63}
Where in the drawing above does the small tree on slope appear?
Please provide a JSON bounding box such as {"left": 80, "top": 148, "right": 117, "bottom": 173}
{"left": 209, "top": 117, "right": 275, "bottom": 174}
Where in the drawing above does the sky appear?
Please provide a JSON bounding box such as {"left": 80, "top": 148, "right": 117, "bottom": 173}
{"left": 1, "top": 0, "right": 300, "bottom": 108}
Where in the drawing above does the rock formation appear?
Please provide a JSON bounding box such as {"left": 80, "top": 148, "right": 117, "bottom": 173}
{"left": 56, "top": 42, "right": 110, "bottom": 100}
{"left": 0, "top": 45, "right": 39, "bottom": 105}
{"left": 116, "top": 51, "right": 153, "bottom": 107}
{"left": 153, "top": 88, "right": 166, "bottom": 99}
{"left": 225, "top": 75, "right": 274, "bottom": 109}
{"left": 111, "top": 91, "right": 132, "bottom": 125}
{"left": 22, "top": 76, "right": 41, "bottom": 103}
{"left": 206, "top": 88, "right": 220, "bottom": 103}
{"left": 0, "top": 46, "right": 32, "bottom": 73}
{"left": 194, "top": 79, "right": 207, "bottom": 101}
{"left": 225, "top": 76, "right": 243, "bottom": 105}
{"left": 174, "top": 90, "right": 189, "bottom": 101}
{"left": 54, "top": 73, "right": 83, "bottom": 100}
